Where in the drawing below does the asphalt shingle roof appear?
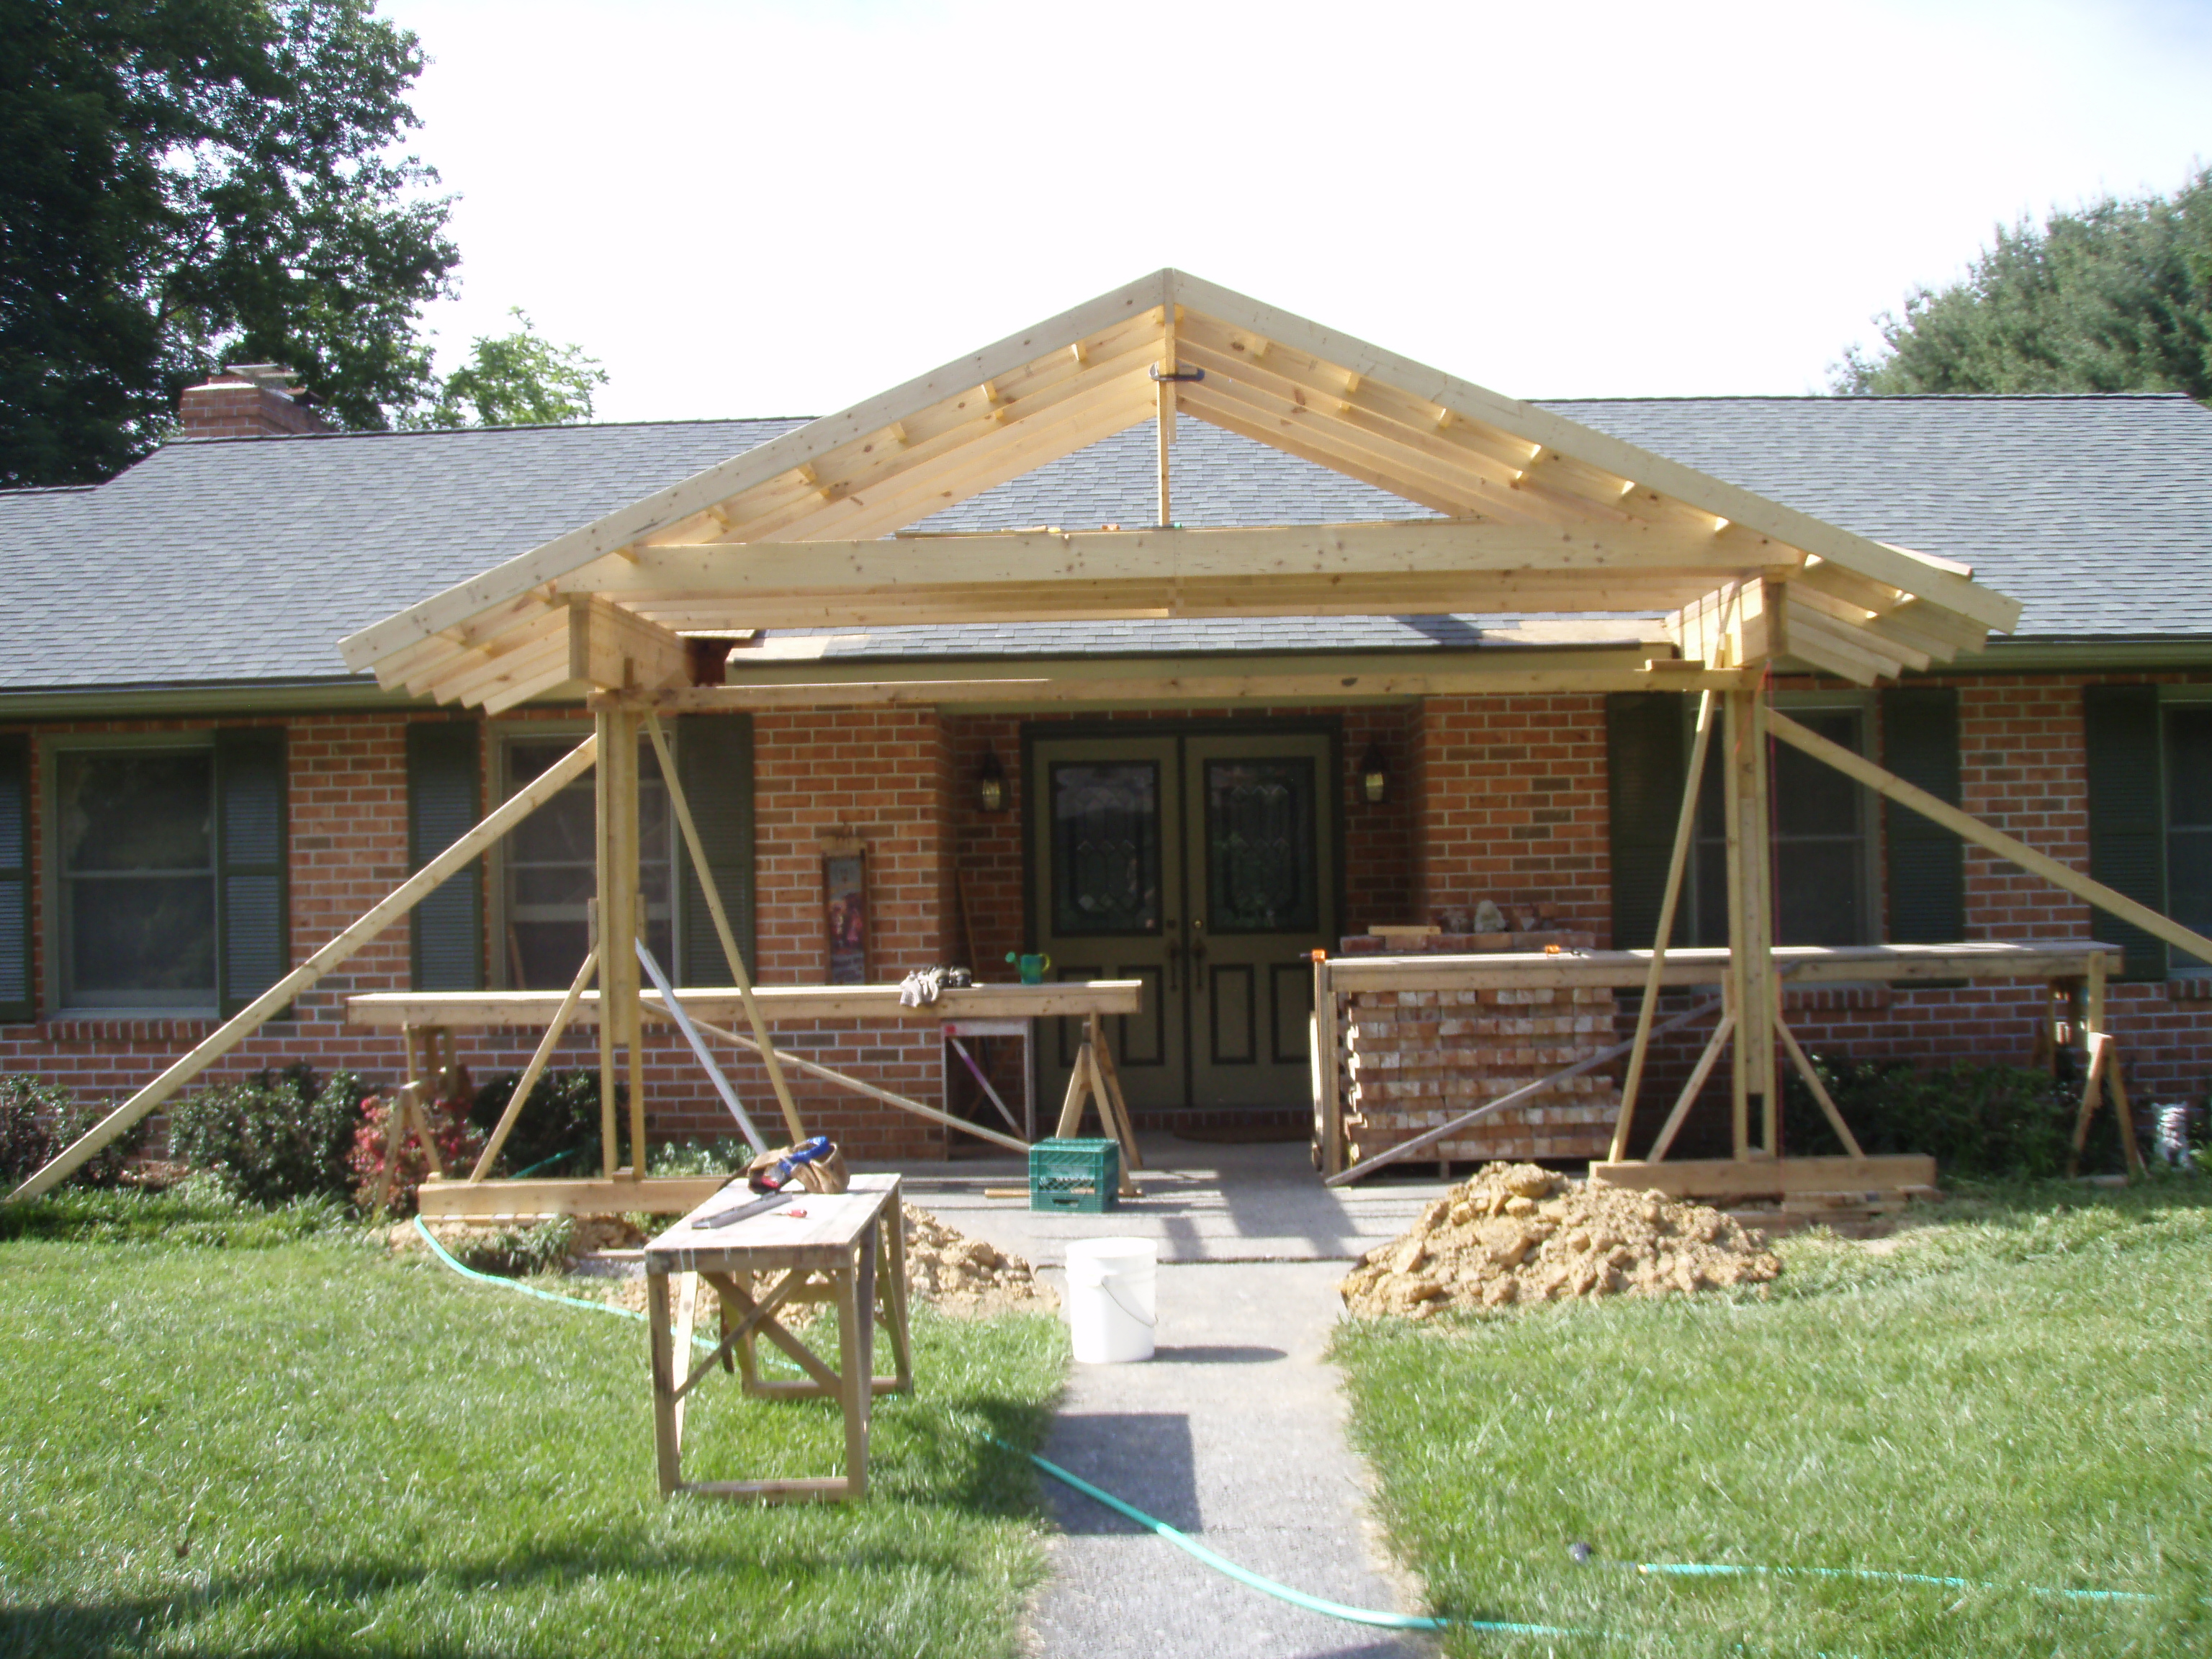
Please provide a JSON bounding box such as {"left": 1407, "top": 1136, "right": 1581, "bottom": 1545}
{"left": 1, "top": 393, "right": 2206, "bottom": 693}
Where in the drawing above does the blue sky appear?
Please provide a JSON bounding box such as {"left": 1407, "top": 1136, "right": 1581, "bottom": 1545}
{"left": 379, "top": 0, "right": 2212, "bottom": 423}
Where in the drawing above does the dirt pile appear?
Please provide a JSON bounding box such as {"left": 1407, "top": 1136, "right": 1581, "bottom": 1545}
{"left": 902, "top": 1206, "right": 1057, "bottom": 1314}
{"left": 1340, "top": 1161, "right": 1779, "bottom": 1318}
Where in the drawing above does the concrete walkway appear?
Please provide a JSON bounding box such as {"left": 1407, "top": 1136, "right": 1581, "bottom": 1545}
{"left": 881, "top": 1141, "right": 1448, "bottom": 1659}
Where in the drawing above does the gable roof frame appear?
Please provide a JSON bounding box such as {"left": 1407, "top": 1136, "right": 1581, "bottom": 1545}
{"left": 339, "top": 271, "right": 2025, "bottom": 709}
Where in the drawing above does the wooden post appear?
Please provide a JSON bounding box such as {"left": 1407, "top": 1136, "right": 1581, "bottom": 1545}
{"left": 1724, "top": 688, "right": 1777, "bottom": 1158}
{"left": 1610, "top": 689, "right": 1717, "bottom": 1162}
{"left": 1156, "top": 297, "right": 1176, "bottom": 526}
{"left": 1313, "top": 953, "right": 1343, "bottom": 1176}
{"left": 9, "top": 733, "right": 598, "bottom": 1202}
{"left": 597, "top": 706, "right": 644, "bottom": 1176}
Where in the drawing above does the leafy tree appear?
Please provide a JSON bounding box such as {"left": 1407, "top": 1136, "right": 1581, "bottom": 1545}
{"left": 408, "top": 308, "right": 609, "bottom": 429}
{"left": 1834, "top": 168, "right": 2212, "bottom": 403}
{"left": 0, "top": 0, "right": 459, "bottom": 486}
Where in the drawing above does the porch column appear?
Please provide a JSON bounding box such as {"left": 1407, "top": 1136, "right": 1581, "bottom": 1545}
{"left": 1722, "top": 689, "right": 1778, "bottom": 1156}
{"left": 597, "top": 704, "right": 646, "bottom": 1175}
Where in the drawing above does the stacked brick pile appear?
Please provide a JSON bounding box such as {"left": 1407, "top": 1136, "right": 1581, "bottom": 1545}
{"left": 1338, "top": 909, "right": 1619, "bottom": 1166}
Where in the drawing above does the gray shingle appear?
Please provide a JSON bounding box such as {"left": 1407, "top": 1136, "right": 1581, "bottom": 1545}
{"left": 1, "top": 393, "right": 2206, "bottom": 692}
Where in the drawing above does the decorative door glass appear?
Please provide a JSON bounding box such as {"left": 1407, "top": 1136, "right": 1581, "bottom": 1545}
{"left": 1205, "top": 758, "right": 1317, "bottom": 933}
{"left": 1050, "top": 762, "right": 1161, "bottom": 935}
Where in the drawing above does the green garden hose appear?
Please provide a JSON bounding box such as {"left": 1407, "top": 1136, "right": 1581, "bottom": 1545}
{"left": 411, "top": 1218, "right": 2172, "bottom": 1637}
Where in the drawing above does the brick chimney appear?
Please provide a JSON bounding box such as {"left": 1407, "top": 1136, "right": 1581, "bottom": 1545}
{"left": 176, "top": 364, "right": 331, "bottom": 439}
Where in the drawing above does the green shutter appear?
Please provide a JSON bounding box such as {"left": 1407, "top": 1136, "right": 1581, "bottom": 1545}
{"left": 0, "top": 735, "right": 29, "bottom": 1022}
{"left": 214, "top": 727, "right": 288, "bottom": 1018}
{"left": 408, "top": 721, "right": 484, "bottom": 991}
{"left": 1607, "top": 693, "right": 1690, "bottom": 950}
{"left": 1881, "top": 687, "right": 1964, "bottom": 943}
{"left": 677, "top": 714, "right": 755, "bottom": 984}
{"left": 2083, "top": 684, "right": 2167, "bottom": 981}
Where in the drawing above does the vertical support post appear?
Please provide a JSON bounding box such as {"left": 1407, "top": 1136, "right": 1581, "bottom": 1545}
{"left": 1313, "top": 952, "right": 1343, "bottom": 1177}
{"left": 1723, "top": 689, "right": 1777, "bottom": 1159}
{"left": 597, "top": 705, "right": 644, "bottom": 1177}
{"left": 1156, "top": 295, "right": 1176, "bottom": 527}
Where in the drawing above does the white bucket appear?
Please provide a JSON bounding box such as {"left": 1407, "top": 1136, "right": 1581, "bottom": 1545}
{"left": 1065, "top": 1237, "right": 1156, "bottom": 1363}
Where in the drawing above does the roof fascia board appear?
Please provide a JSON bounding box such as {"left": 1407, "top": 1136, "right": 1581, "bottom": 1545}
{"left": 1166, "top": 271, "right": 2023, "bottom": 633}
{"left": 722, "top": 644, "right": 1665, "bottom": 688}
{"left": 0, "top": 678, "right": 413, "bottom": 721}
{"left": 337, "top": 271, "right": 1174, "bottom": 673}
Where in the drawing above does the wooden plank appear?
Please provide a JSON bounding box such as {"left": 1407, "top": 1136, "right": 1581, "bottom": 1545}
{"left": 10, "top": 733, "right": 600, "bottom": 1202}
{"left": 420, "top": 1174, "right": 733, "bottom": 1220}
{"left": 1611, "top": 688, "right": 1716, "bottom": 1161}
{"left": 644, "top": 714, "right": 806, "bottom": 1143}
{"left": 337, "top": 276, "right": 1172, "bottom": 670}
{"left": 349, "top": 979, "right": 1146, "bottom": 1026}
{"left": 1167, "top": 271, "right": 2023, "bottom": 631}
{"left": 1319, "top": 940, "right": 2122, "bottom": 993}
{"left": 1768, "top": 710, "right": 2212, "bottom": 968}
{"left": 1589, "top": 1154, "right": 1938, "bottom": 1198}
{"left": 567, "top": 595, "right": 689, "bottom": 694}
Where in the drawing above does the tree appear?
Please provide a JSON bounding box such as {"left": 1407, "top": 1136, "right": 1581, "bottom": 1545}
{"left": 1833, "top": 168, "right": 2212, "bottom": 403}
{"left": 409, "top": 309, "right": 609, "bottom": 429}
{"left": 0, "top": 0, "right": 459, "bottom": 487}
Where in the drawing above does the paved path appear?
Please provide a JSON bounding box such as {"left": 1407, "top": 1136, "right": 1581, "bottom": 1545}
{"left": 881, "top": 1141, "right": 1448, "bottom": 1658}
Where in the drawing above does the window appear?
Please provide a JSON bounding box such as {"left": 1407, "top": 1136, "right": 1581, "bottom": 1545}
{"left": 499, "top": 732, "right": 673, "bottom": 989}
{"left": 50, "top": 732, "right": 287, "bottom": 1015}
{"left": 1609, "top": 693, "right": 1879, "bottom": 952}
{"left": 1687, "top": 703, "right": 1874, "bottom": 947}
{"left": 2163, "top": 703, "right": 2212, "bottom": 974}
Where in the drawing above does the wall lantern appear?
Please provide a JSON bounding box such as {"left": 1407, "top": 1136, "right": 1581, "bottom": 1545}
{"left": 977, "top": 747, "right": 1008, "bottom": 813}
{"left": 1360, "top": 742, "right": 1389, "bottom": 806}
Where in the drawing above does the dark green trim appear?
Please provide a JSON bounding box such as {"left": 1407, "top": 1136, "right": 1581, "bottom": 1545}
{"left": 1880, "top": 687, "right": 1964, "bottom": 943}
{"left": 2083, "top": 684, "right": 2167, "bottom": 981}
{"left": 675, "top": 714, "right": 756, "bottom": 984}
{"left": 213, "top": 727, "right": 289, "bottom": 1019}
{"left": 1606, "top": 692, "right": 1691, "bottom": 951}
{"left": 408, "top": 721, "right": 485, "bottom": 992}
{"left": 0, "top": 734, "right": 29, "bottom": 1022}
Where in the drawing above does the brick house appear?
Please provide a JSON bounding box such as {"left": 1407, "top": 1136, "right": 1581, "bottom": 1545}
{"left": 4, "top": 299, "right": 2211, "bottom": 1168}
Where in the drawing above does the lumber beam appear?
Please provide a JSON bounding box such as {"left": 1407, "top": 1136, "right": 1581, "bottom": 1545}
{"left": 568, "top": 595, "right": 689, "bottom": 695}
{"left": 8, "top": 734, "right": 601, "bottom": 1201}
{"left": 1588, "top": 1154, "right": 1937, "bottom": 1200}
{"left": 419, "top": 1175, "right": 734, "bottom": 1220}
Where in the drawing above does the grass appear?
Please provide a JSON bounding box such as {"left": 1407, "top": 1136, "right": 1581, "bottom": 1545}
{"left": 1332, "top": 1175, "right": 2212, "bottom": 1657}
{"left": 0, "top": 1192, "right": 1067, "bottom": 1658}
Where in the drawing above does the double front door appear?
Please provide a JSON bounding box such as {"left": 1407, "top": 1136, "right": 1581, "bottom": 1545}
{"left": 1030, "top": 729, "right": 1336, "bottom": 1115}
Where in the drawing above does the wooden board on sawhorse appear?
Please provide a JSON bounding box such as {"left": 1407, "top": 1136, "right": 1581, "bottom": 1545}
{"left": 372, "top": 1022, "right": 461, "bottom": 1209}
{"left": 2069, "top": 952, "right": 2147, "bottom": 1179}
{"left": 1052, "top": 1010, "right": 1142, "bottom": 1197}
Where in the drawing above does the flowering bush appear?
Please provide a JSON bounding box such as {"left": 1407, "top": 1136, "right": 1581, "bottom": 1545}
{"left": 349, "top": 1093, "right": 486, "bottom": 1215}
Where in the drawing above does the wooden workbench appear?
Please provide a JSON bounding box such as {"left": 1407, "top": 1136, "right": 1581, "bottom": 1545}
{"left": 643, "top": 1172, "right": 910, "bottom": 1502}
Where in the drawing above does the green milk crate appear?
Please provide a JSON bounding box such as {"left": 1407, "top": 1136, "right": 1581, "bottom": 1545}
{"left": 1029, "top": 1138, "right": 1120, "bottom": 1213}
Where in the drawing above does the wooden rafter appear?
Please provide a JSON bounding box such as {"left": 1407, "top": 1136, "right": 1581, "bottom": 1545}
{"left": 343, "top": 269, "right": 2024, "bottom": 706}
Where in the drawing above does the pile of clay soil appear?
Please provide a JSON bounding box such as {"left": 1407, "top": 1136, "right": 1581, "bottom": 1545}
{"left": 902, "top": 1205, "right": 1057, "bottom": 1315}
{"left": 1340, "top": 1161, "right": 1780, "bottom": 1318}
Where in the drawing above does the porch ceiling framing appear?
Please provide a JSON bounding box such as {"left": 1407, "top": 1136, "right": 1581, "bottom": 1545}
{"left": 339, "top": 270, "right": 2023, "bottom": 713}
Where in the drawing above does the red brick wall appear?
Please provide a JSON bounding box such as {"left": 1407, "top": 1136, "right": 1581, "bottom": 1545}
{"left": 1413, "top": 693, "right": 1611, "bottom": 936}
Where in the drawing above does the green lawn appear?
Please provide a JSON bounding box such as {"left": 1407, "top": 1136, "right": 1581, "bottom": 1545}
{"left": 0, "top": 1195, "right": 1066, "bottom": 1658}
{"left": 1334, "top": 1179, "right": 2212, "bottom": 1657}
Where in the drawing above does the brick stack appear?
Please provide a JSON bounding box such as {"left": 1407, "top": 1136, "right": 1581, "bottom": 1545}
{"left": 1337, "top": 912, "right": 1619, "bottom": 1166}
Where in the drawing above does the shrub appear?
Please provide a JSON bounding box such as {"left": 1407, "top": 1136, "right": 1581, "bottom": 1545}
{"left": 349, "top": 1095, "right": 486, "bottom": 1215}
{"left": 649, "top": 1136, "right": 753, "bottom": 1177}
{"left": 1782, "top": 1056, "right": 2114, "bottom": 1179}
{"left": 0, "top": 1074, "right": 145, "bottom": 1188}
{"left": 467, "top": 1069, "right": 629, "bottom": 1177}
{"left": 168, "top": 1063, "right": 372, "bottom": 1205}
{"left": 441, "top": 1215, "right": 576, "bottom": 1275}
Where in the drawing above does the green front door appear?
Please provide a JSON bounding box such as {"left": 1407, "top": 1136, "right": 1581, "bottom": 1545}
{"left": 1030, "top": 728, "right": 1336, "bottom": 1118}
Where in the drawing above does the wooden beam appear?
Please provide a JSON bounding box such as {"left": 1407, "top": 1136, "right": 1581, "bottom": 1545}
{"left": 420, "top": 1174, "right": 735, "bottom": 1220}
{"left": 568, "top": 596, "right": 689, "bottom": 695}
{"left": 1767, "top": 709, "right": 2212, "bottom": 968}
{"left": 348, "top": 980, "right": 1146, "bottom": 1028}
{"left": 338, "top": 278, "right": 1172, "bottom": 670}
{"left": 9, "top": 734, "right": 601, "bottom": 1201}
{"left": 1588, "top": 1154, "right": 1937, "bottom": 1199}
